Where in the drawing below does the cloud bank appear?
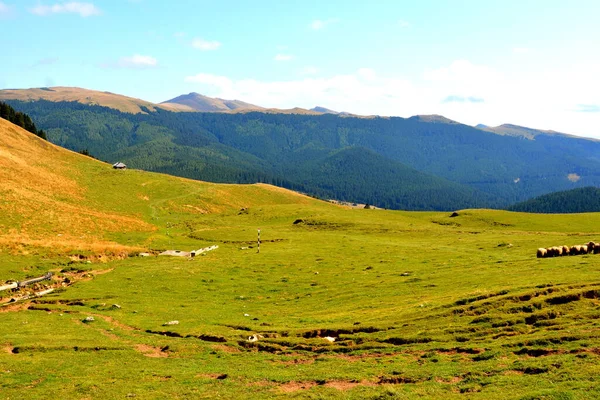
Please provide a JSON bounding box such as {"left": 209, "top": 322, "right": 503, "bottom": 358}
{"left": 191, "top": 38, "right": 221, "bottom": 51}
{"left": 30, "top": 2, "right": 101, "bottom": 17}
{"left": 184, "top": 59, "right": 600, "bottom": 138}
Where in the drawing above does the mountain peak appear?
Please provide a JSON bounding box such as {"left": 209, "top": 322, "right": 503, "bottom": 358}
{"left": 310, "top": 106, "right": 339, "bottom": 114}
{"left": 411, "top": 115, "right": 459, "bottom": 124}
{"left": 161, "top": 93, "right": 263, "bottom": 112}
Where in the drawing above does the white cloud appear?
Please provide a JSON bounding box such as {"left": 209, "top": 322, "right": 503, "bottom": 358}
{"left": 357, "top": 68, "right": 377, "bottom": 82}
{"left": 574, "top": 104, "right": 600, "bottom": 113}
{"left": 118, "top": 54, "right": 157, "bottom": 68}
{"left": 274, "top": 54, "right": 293, "bottom": 62}
{"left": 100, "top": 54, "right": 157, "bottom": 69}
{"left": 0, "top": 2, "right": 12, "bottom": 16}
{"left": 398, "top": 19, "right": 411, "bottom": 28}
{"left": 183, "top": 59, "right": 600, "bottom": 139}
{"left": 191, "top": 38, "right": 221, "bottom": 51}
{"left": 30, "top": 2, "right": 101, "bottom": 17}
{"left": 310, "top": 18, "right": 339, "bottom": 30}
{"left": 184, "top": 69, "right": 414, "bottom": 115}
{"left": 173, "top": 32, "right": 186, "bottom": 38}
{"left": 301, "top": 66, "right": 319, "bottom": 75}
{"left": 513, "top": 47, "right": 530, "bottom": 54}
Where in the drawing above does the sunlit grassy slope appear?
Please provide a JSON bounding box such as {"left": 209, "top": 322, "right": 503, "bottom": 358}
{"left": 2, "top": 118, "right": 600, "bottom": 399}
{"left": 0, "top": 87, "right": 180, "bottom": 114}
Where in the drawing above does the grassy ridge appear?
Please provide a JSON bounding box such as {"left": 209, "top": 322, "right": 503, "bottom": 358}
{"left": 0, "top": 87, "right": 174, "bottom": 114}
{"left": 2, "top": 119, "right": 600, "bottom": 398}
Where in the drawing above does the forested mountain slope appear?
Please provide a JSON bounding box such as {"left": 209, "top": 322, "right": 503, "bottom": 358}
{"left": 508, "top": 186, "right": 600, "bottom": 213}
{"left": 5, "top": 96, "right": 600, "bottom": 210}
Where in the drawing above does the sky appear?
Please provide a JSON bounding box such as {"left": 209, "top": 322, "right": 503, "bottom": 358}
{"left": 1, "top": 0, "right": 600, "bottom": 138}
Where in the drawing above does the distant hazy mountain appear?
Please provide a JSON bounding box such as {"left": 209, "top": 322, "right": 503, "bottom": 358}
{"left": 310, "top": 106, "right": 339, "bottom": 114}
{"left": 411, "top": 115, "right": 460, "bottom": 124}
{"left": 508, "top": 187, "right": 600, "bottom": 213}
{"left": 476, "top": 123, "right": 586, "bottom": 141}
{"left": 161, "top": 92, "right": 264, "bottom": 112}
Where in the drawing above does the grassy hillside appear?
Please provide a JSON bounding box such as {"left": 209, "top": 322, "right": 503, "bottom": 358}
{"left": 0, "top": 87, "right": 179, "bottom": 114}
{"left": 0, "top": 117, "right": 316, "bottom": 273}
{"left": 509, "top": 186, "right": 600, "bottom": 213}
{"left": 2, "top": 118, "right": 600, "bottom": 398}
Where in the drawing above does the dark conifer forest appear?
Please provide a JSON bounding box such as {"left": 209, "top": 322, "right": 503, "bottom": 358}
{"left": 5, "top": 99, "right": 600, "bottom": 211}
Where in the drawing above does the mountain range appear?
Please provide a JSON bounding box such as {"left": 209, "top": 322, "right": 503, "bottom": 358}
{"left": 1, "top": 86, "right": 599, "bottom": 211}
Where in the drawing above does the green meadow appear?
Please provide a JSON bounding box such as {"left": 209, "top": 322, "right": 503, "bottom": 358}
{"left": 2, "top": 123, "right": 600, "bottom": 399}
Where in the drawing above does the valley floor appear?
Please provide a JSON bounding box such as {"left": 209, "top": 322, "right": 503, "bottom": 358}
{"left": 2, "top": 196, "right": 600, "bottom": 399}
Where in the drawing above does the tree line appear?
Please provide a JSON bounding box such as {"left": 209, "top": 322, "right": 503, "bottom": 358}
{"left": 0, "top": 101, "right": 47, "bottom": 140}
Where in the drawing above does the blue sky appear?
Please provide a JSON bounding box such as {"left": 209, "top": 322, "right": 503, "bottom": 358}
{"left": 1, "top": 0, "right": 599, "bottom": 137}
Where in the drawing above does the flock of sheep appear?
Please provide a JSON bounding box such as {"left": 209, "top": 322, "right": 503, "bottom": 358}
{"left": 537, "top": 241, "right": 600, "bottom": 258}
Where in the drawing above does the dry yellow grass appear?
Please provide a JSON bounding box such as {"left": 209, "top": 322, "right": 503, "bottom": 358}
{"left": 0, "top": 118, "right": 154, "bottom": 253}
{"left": 0, "top": 118, "right": 317, "bottom": 256}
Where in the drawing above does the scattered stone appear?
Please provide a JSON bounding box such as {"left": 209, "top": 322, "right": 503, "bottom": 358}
{"left": 191, "top": 245, "right": 219, "bottom": 257}
{"left": 159, "top": 250, "right": 190, "bottom": 257}
{"left": 244, "top": 313, "right": 250, "bottom": 317}
{"left": 163, "top": 320, "right": 179, "bottom": 326}
{"left": 83, "top": 316, "right": 95, "bottom": 323}
{"left": 248, "top": 334, "right": 263, "bottom": 342}
{"left": 401, "top": 272, "right": 411, "bottom": 276}
{"left": 450, "top": 212, "right": 459, "bottom": 217}
{"left": 138, "top": 253, "right": 151, "bottom": 257}
{"left": 111, "top": 304, "right": 122, "bottom": 309}
{"left": 293, "top": 219, "right": 305, "bottom": 225}
{"left": 324, "top": 336, "right": 336, "bottom": 343}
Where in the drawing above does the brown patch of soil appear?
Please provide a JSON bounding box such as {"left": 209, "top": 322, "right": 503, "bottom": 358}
{"left": 504, "top": 370, "right": 524, "bottom": 376}
{"left": 325, "top": 380, "right": 370, "bottom": 390}
{"left": 94, "top": 314, "right": 137, "bottom": 331}
{"left": 3, "top": 345, "right": 14, "bottom": 354}
{"left": 99, "top": 329, "right": 120, "bottom": 341}
{"left": 279, "top": 381, "right": 318, "bottom": 392}
{"left": 135, "top": 344, "right": 168, "bottom": 358}
{"left": 0, "top": 302, "right": 29, "bottom": 312}
{"left": 212, "top": 344, "right": 241, "bottom": 353}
